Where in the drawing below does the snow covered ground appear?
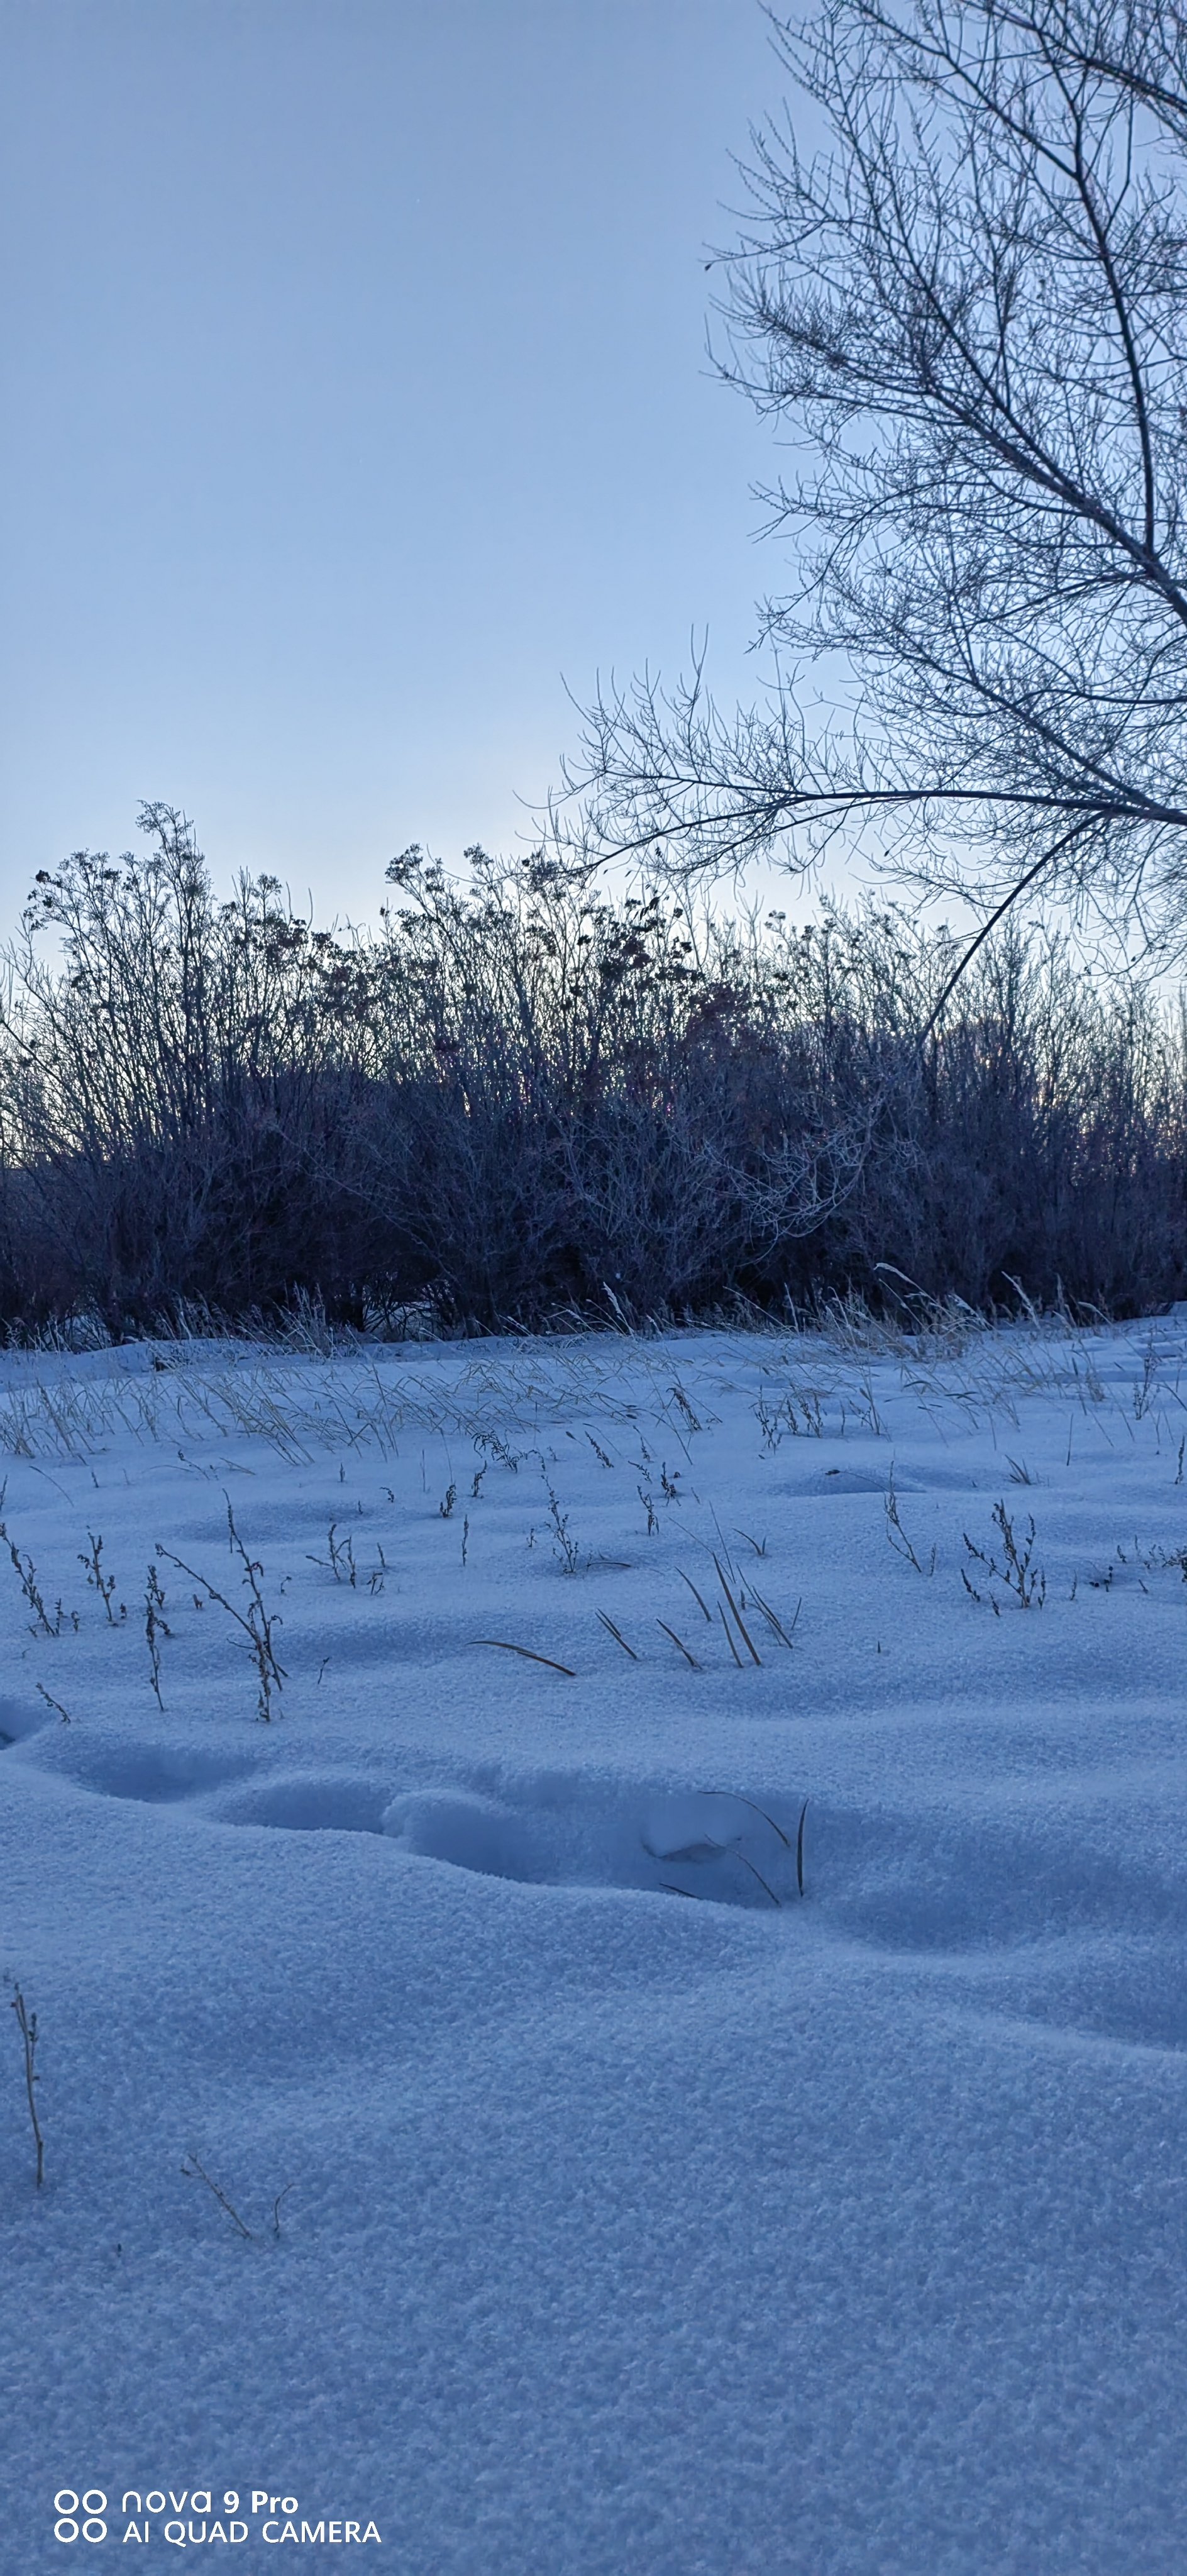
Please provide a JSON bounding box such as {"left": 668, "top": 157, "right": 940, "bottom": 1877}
{"left": 2, "top": 1312, "right": 1186, "bottom": 2573}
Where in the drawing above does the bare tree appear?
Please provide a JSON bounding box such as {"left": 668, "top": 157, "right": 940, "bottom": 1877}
{"left": 566, "top": 0, "right": 1187, "bottom": 994}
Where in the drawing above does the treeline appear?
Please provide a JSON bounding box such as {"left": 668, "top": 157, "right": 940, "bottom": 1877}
{"left": 0, "top": 807, "right": 1183, "bottom": 1336}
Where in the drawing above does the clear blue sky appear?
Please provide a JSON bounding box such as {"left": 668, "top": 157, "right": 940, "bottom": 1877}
{"left": 1, "top": 0, "right": 785, "bottom": 931}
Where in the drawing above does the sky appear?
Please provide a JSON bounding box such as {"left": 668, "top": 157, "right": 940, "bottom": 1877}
{"left": 0, "top": 0, "right": 788, "bottom": 936}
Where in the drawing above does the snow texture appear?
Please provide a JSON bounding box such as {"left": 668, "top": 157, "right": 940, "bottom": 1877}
{"left": 1, "top": 1316, "right": 1186, "bottom": 2570}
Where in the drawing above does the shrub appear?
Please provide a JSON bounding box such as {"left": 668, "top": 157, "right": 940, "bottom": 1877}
{"left": 1, "top": 807, "right": 1184, "bottom": 1332}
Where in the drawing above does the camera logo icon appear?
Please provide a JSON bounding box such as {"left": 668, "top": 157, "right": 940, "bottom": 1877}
{"left": 53, "top": 2490, "right": 108, "bottom": 2543}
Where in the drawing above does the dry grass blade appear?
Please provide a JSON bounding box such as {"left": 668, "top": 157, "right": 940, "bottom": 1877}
{"left": 676, "top": 1568, "right": 714, "bottom": 1623}
{"left": 714, "top": 1557, "right": 761, "bottom": 1664}
{"left": 656, "top": 1840, "right": 779, "bottom": 1907}
{"left": 656, "top": 1619, "right": 700, "bottom": 1668}
{"left": 719, "top": 1602, "right": 743, "bottom": 1668}
{"left": 477, "top": 1639, "right": 577, "bottom": 1677}
{"left": 746, "top": 1583, "right": 800, "bottom": 1648}
{"left": 701, "top": 1791, "right": 791, "bottom": 1850}
{"left": 595, "top": 1609, "right": 638, "bottom": 1659}
{"left": 733, "top": 1850, "right": 781, "bottom": 1907}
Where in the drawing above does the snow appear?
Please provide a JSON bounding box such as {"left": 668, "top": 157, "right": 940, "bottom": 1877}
{"left": 1, "top": 1314, "right": 1186, "bottom": 2571}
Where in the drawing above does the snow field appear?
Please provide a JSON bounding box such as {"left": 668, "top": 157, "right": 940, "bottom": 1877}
{"left": 1, "top": 1316, "right": 1186, "bottom": 2572}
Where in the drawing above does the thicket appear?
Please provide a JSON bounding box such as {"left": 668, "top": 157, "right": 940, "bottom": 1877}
{"left": 0, "top": 807, "right": 1183, "bottom": 1336}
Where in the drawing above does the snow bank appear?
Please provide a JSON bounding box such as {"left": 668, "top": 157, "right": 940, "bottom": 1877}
{"left": 1, "top": 1318, "right": 1184, "bottom": 2570}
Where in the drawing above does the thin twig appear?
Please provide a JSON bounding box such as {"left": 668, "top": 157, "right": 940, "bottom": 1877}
{"left": 181, "top": 2151, "right": 254, "bottom": 2239}
{"left": 9, "top": 1985, "right": 44, "bottom": 2186}
{"left": 35, "top": 1682, "right": 74, "bottom": 1725}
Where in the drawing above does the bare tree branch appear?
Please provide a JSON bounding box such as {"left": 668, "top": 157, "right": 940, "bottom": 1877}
{"left": 560, "top": 0, "right": 1187, "bottom": 972}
